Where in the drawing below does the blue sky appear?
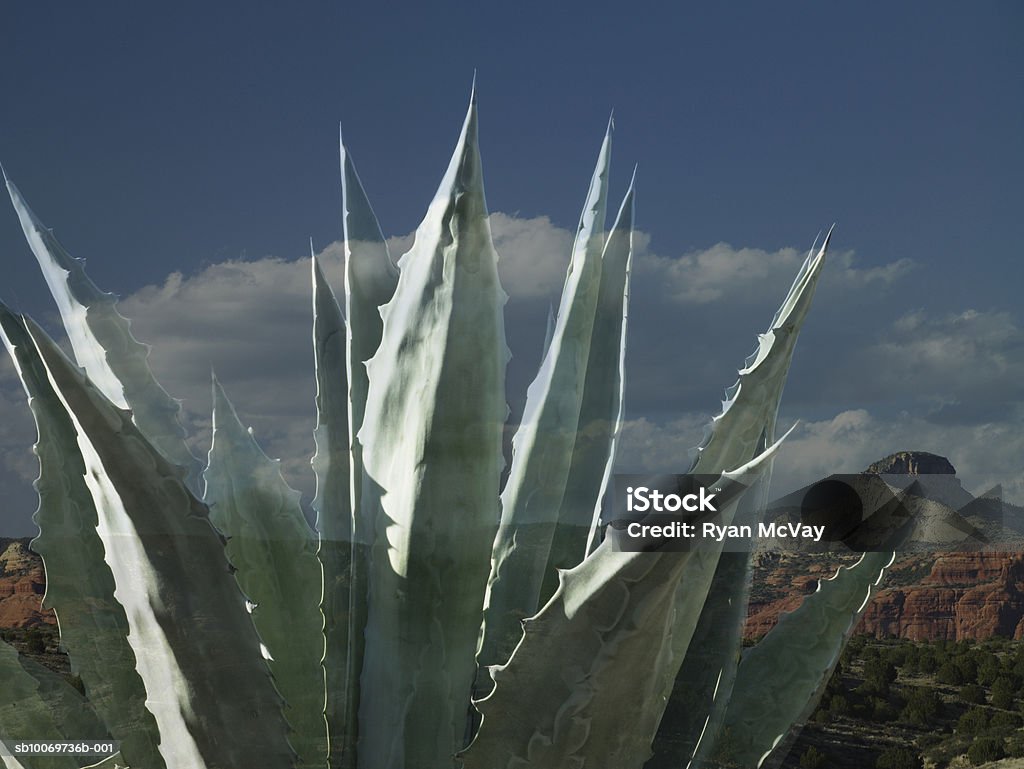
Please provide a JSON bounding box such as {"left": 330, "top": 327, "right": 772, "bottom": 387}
{"left": 1, "top": 3, "right": 1021, "bottom": 533}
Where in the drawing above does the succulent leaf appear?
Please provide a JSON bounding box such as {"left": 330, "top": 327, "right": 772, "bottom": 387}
{"left": 20, "top": 318, "right": 294, "bottom": 769}
{"left": 652, "top": 231, "right": 832, "bottom": 768}
{"left": 689, "top": 227, "right": 832, "bottom": 477}
{"left": 4, "top": 177, "right": 202, "bottom": 493}
{"left": 544, "top": 171, "right": 636, "bottom": 594}
{"left": 15, "top": 656, "right": 111, "bottom": 758}
{"left": 325, "top": 142, "right": 400, "bottom": 769}
{"left": 0, "top": 639, "right": 81, "bottom": 769}
{"left": 0, "top": 307, "right": 165, "bottom": 769}
{"left": 340, "top": 133, "right": 400, "bottom": 513}
{"left": 464, "top": 437, "right": 789, "bottom": 769}
{"left": 720, "top": 549, "right": 897, "bottom": 768}
{"left": 204, "top": 376, "right": 328, "bottom": 767}
{"left": 479, "top": 119, "right": 612, "bottom": 672}
{"left": 310, "top": 255, "right": 359, "bottom": 769}
{"left": 355, "top": 90, "right": 509, "bottom": 769}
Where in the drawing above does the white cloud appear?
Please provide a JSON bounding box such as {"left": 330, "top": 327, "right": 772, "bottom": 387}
{"left": 776, "top": 410, "right": 1024, "bottom": 505}
{"left": 0, "top": 212, "right": 1016, "bottom": 537}
{"left": 616, "top": 407, "right": 1024, "bottom": 506}
{"left": 614, "top": 414, "right": 710, "bottom": 474}
{"left": 489, "top": 213, "right": 574, "bottom": 299}
{"left": 874, "top": 309, "right": 1023, "bottom": 384}
{"left": 827, "top": 308, "right": 1024, "bottom": 414}
{"left": 386, "top": 213, "right": 573, "bottom": 301}
{"left": 637, "top": 242, "right": 914, "bottom": 306}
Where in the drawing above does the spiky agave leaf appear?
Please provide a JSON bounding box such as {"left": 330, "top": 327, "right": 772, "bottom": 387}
{"left": 690, "top": 228, "right": 832, "bottom": 476}
{"left": 355, "top": 90, "right": 508, "bottom": 769}
{"left": 340, "top": 132, "right": 400, "bottom": 518}
{"left": 15, "top": 656, "right": 112, "bottom": 757}
{"left": 652, "top": 230, "right": 833, "bottom": 769}
{"left": 0, "top": 306, "right": 165, "bottom": 769}
{"left": 4, "top": 174, "right": 202, "bottom": 493}
{"left": 310, "top": 254, "right": 359, "bottom": 769}
{"left": 19, "top": 318, "right": 293, "bottom": 769}
{"left": 204, "top": 376, "right": 327, "bottom": 767}
{"left": 317, "top": 139, "right": 400, "bottom": 769}
{"left": 0, "top": 639, "right": 81, "bottom": 769}
{"left": 720, "top": 550, "right": 897, "bottom": 768}
{"left": 464, "top": 435, "right": 790, "bottom": 769}
{"left": 479, "top": 119, "right": 612, "bottom": 672}
{"left": 543, "top": 170, "right": 636, "bottom": 597}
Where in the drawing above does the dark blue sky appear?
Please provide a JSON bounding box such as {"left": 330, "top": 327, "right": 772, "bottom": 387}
{"left": 1, "top": 3, "right": 1022, "bottom": 534}
{"left": 1, "top": 3, "right": 1020, "bottom": 310}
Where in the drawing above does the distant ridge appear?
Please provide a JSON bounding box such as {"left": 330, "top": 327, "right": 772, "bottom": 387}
{"left": 749, "top": 450, "right": 1024, "bottom": 641}
{"left": 865, "top": 450, "right": 957, "bottom": 476}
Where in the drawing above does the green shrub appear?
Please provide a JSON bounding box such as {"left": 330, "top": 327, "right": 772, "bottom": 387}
{"left": 957, "top": 706, "right": 989, "bottom": 734}
{"left": 865, "top": 658, "right": 898, "bottom": 685}
{"left": 24, "top": 628, "right": 45, "bottom": 655}
{"left": 901, "top": 687, "right": 942, "bottom": 726}
{"left": 876, "top": 746, "right": 922, "bottom": 769}
{"left": 990, "top": 709, "right": 1021, "bottom": 729}
{"left": 936, "top": 660, "right": 967, "bottom": 685}
{"left": 888, "top": 644, "right": 913, "bottom": 667}
{"left": 960, "top": 683, "right": 985, "bottom": 704}
{"left": 799, "top": 745, "right": 827, "bottom": 769}
{"left": 1007, "top": 734, "right": 1024, "bottom": 758}
{"left": 825, "top": 661, "right": 845, "bottom": 694}
{"left": 968, "top": 736, "right": 1005, "bottom": 765}
{"left": 992, "top": 676, "right": 1017, "bottom": 709}
{"left": 976, "top": 656, "right": 1001, "bottom": 686}
{"left": 915, "top": 733, "right": 942, "bottom": 750}
{"left": 857, "top": 677, "right": 890, "bottom": 698}
{"left": 875, "top": 697, "right": 898, "bottom": 721}
{"left": 828, "top": 694, "right": 850, "bottom": 716}
{"left": 915, "top": 651, "right": 938, "bottom": 674}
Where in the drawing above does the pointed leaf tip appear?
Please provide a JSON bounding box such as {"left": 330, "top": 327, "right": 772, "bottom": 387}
{"left": 821, "top": 223, "right": 836, "bottom": 253}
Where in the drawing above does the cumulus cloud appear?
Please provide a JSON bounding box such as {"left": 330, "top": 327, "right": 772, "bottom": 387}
{"left": 384, "top": 213, "right": 573, "bottom": 301}
{"left": 638, "top": 241, "right": 915, "bottom": 306}
{"left": 614, "top": 414, "right": 711, "bottom": 473}
{"left": 0, "top": 211, "right": 1017, "bottom": 536}
{"left": 826, "top": 308, "right": 1024, "bottom": 414}
{"left": 615, "top": 408, "right": 1024, "bottom": 506}
{"left": 776, "top": 410, "right": 1024, "bottom": 505}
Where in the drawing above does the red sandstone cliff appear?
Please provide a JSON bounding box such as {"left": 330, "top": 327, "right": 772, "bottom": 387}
{"left": 0, "top": 540, "right": 55, "bottom": 629}
{"left": 746, "top": 551, "right": 1024, "bottom": 641}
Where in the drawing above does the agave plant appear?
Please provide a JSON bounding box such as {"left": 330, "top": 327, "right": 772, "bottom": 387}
{"left": 0, "top": 88, "right": 895, "bottom": 769}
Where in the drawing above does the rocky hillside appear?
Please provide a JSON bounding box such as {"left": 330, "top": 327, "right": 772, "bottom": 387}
{"left": 746, "top": 450, "right": 1024, "bottom": 642}
{"left": 747, "top": 551, "right": 1024, "bottom": 641}
{"left": 0, "top": 538, "right": 54, "bottom": 628}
